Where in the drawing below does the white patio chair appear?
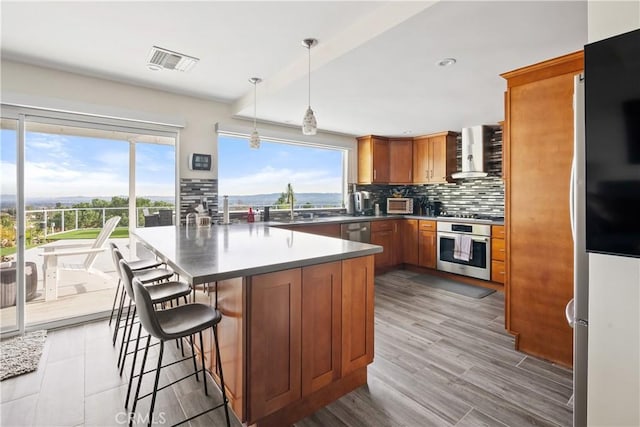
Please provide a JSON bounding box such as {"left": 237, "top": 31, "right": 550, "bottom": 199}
{"left": 40, "top": 216, "right": 121, "bottom": 301}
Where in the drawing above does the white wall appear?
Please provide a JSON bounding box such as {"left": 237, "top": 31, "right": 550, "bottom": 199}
{"left": 0, "top": 60, "right": 357, "bottom": 182}
{"left": 587, "top": 2, "right": 640, "bottom": 426}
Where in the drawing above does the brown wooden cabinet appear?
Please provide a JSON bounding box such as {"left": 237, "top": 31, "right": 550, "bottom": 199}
{"left": 341, "top": 256, "right": 375, "bottom": 375}
{"left": 412, "top": 131, "right": 457, "bottom": 184}
{"left": 370, "top": 220, "right": 396, "bottom": 270}
{"left": 388, "top": 138, "right": 413, "bottom": 184}
{"left": 501, "top": 51, "right": 583, "bottom": 368}
{"left": 301, "top": 262, "right": 342, "bottom": 396}
{"left": 418, "top": 220, "right": 437, "bottom": 269}
{"left": 357, "top": 135, "right": 389, "bottom": 184}
{"left": 277, "top": 223, "right": 341, "bottom": 238}
{"left": 248, "top": 269, "right": 302, "bottom": 421}
{"left": 400, "top": 219, "right": 419, "bottom": 265}
{"left": 245, "top": 256, "right": 375, "bottom": 424}
{"left": 209, "top": 277, "right": 246, "bottom": 420}
{"left": 491, "top": 225, "right": 506, "bottom": 284}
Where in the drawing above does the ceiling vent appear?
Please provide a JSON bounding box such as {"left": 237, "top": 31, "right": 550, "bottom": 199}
{"left": 146, "top": 46, "right": 199, "bottom": 72}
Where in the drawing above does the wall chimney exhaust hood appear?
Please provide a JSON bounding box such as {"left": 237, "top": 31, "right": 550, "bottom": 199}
{"left": 451, "top": 125, "right": 488, "bottom": 179}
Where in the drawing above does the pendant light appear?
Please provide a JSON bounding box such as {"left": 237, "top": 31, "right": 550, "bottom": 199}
{"left": 301, "top": 38, "right": 318, "bottom": 135}
{"left": 249, "top": 77, "right": 262, "bottom": 149}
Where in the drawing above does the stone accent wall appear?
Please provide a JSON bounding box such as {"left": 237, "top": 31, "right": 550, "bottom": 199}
{"left": 179, "top": 178, "right": 218, "bottom": 224}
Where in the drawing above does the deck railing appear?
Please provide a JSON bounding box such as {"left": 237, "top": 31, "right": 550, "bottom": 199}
{"left": 25, "top": 206, "right": 175, "bottom": 238}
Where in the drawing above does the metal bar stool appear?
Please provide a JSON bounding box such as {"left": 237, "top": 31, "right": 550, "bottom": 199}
{"left": 116, "top": 257, "right": 188, "bottom": 370}
{"left": 118, "top": 260, "right": 192, "bottom": 408}
{"left": 110, "top": 245, "right": 174, "bottom": 347}
{"left": 108, "top": 243, "right": 163, "bottom": 326}
{"left": 130, "top": 277, "right": 231, "bottom": 427}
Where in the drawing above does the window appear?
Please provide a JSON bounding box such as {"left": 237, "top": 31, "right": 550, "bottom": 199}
{"left": 217, "top": 134, "right": 345, "bottom": 211}
{"left": 1, "top": 105, "right": 178, "bottom": 333}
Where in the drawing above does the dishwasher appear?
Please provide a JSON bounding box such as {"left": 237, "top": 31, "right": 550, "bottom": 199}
{"left": 340, "top": 222, "right": 371, "bottom": 243}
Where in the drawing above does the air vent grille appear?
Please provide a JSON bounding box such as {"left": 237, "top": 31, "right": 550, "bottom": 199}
{"left": 146, "top": 46, "right": 199, "bottom": 72}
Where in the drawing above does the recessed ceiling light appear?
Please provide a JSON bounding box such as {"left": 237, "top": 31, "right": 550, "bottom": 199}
{"left": 402, "top": 130, "right": 412, "bottom": 135}
{"left": 147, "top": 63, "right": 162, "bottom": 71}
{"left": 436, "top": 58, "right": 457, "bottom": 67}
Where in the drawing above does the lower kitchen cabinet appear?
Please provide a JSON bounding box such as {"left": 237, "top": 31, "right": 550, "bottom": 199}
{"left": 248, "top": 269, "right": 302, "bottom": 421}
{"left": 491, "top": 225, "right": 506, "bottom": 284}
{"left": 371, "top": 220, "right": 402, "bottom": 271}
{"left": 341, "top": 256, "right": 375, "bottom": 375}
{"left": 418, "top": 220, "right": 437, "bottom": 269}
{"left": 276, "top": 223, "right": 341, "bottom": 238}
{"left": 401, "top": 219, "right": 419, "bottom": 265}
{"left": 246, "top": 256, "right": 374, "bottom": 423}
{"left": 301, "top": 262, "right": 342, "bottom": 395}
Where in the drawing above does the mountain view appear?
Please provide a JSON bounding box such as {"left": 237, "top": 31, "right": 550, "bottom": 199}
{"left": 222, "top": 193, "right": 342, "bottom": 208}
{"left": 0, "top": 193, "right": 343, "bottom": 209}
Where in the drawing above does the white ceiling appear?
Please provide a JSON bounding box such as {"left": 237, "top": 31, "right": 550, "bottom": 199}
{"left": 1, "top": 1, "right": 588, "bottom": 137}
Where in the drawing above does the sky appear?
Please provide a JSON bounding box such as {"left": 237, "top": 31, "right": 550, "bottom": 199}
{"left": 1, "top": 129, "right": 175, "bottom": 198}
{"left": 1, "top": 130, "right": 344, "bottom": 199}
{"left": 218, "top": 134, "right": 344, "bottom": 196}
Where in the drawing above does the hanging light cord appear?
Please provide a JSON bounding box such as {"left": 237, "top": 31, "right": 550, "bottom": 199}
{"left": 253, "top": 81, "right": 257, "bottom": 130}
{"left": 307, "top": 44, "right": 311, "bottom": 108}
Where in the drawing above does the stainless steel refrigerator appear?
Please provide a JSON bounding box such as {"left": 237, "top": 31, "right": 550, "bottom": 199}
{"left": 567, "top": 73, "right": 588, "bottom": 427}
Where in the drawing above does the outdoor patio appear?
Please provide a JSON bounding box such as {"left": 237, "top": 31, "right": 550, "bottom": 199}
{"left": 0, "top": 237, "right": 148, "bottom": 327}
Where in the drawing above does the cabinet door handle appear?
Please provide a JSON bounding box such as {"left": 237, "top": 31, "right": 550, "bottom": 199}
{"left": 374, "top": 169, "right": 377, "bottom": 180}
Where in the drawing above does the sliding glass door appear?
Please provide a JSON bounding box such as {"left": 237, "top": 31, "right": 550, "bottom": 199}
{"left": 1, "top": 107, "right": 178, "bottom": 333}
{"left": 1, "top": 119, "right": 20, "bottom": 333}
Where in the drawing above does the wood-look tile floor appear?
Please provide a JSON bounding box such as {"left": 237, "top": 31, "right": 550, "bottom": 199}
{"left": 1, "top": 269, "right": 573, "bottom": 427}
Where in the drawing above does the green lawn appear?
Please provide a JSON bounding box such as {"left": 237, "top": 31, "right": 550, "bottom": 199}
{"left": 46, "top": 226, "right": 129, "bottom": 240}
{"left": 0, "top": 227, "right": 129, "bottom": 257}
{"left": 0, "top": 243, "right": 39, "bottom": 257}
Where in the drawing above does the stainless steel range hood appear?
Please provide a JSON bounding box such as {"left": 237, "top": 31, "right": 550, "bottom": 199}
{"left": 451, "top": 125, "right": 488, "bottom": 179}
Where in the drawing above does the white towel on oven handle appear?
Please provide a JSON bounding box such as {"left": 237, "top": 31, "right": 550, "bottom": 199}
{"left": 453, "top": 234, "right": 473, "bottom": 261}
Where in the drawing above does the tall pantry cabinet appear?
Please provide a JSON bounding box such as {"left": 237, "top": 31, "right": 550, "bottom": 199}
{"left": 501, "top": 51, "right": 583, "bottom": 368}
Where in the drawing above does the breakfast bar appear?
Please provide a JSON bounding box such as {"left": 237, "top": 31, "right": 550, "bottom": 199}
{"left": 132, "top": 224, "right": 382, "bottom": 427}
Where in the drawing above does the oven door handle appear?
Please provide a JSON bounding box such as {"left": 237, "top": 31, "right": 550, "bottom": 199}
{"left": 437, "top": 232, "right": 489, "bottom": 243}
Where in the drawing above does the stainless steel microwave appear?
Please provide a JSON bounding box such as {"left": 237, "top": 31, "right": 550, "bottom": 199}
{"left": 387, "top": 197, "right": 413, "bottom": 214}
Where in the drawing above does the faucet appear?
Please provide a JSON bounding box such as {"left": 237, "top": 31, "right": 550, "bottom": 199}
{"left": 285, "top": 183, "right": 295, "bottom": 221}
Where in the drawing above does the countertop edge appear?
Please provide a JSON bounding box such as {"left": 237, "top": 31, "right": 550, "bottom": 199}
{"left": 268, "top": 215, "right": 504, "bottom": 226}
{"left": 132, "top": 226, "right": 382, "bottom": 284}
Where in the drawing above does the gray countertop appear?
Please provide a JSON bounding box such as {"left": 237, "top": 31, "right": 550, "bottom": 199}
{"left": 133, "top": 224, "right": 382, "bottom": 284}
{"left": 269, "top": 214, "right": 504, "bottom": 226}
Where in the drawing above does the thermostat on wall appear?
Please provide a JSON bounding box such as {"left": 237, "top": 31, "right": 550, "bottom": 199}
{"left": 189, "top": 153, "right": 212, "bottom": 171}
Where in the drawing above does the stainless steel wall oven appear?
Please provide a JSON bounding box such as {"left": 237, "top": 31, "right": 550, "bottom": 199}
{"left": 436, "top": 222, "right": 491, "bottom": 280}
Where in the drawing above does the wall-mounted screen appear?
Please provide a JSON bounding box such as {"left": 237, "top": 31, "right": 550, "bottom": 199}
{"left": 585, "top": 28, "right": 640, "bottom": 258}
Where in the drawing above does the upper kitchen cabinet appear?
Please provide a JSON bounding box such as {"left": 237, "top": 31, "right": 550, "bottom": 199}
{"left": 357, "top": 135, "right": 389, "bottom": 184}
{"left": 501, "top": 51, "right": 583, "bottom": 368}
{"left": 412, "top": 131, "right": 457, "bottom": 184}
{"left": 388, "top": 138, "right": 413, "bottom": 184}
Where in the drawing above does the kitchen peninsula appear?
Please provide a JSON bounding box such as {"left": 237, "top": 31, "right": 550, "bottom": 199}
{"left": 132, "top": 224, "right": 382, "bottom": 427}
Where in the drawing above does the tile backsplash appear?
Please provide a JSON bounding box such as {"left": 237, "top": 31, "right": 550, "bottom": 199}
{"left": 356, "top": 176, "right": 505, "bottom": 218}
{"left": 357, "top": 126, "right": 504, "bottom": 218}
{"left": 180, "top": 178, "right": 218, "bottom": 224}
